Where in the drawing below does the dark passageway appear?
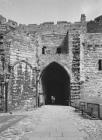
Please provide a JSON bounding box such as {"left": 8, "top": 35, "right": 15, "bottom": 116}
{"left": 41, "top": 62, "right": 70, "bottom": 105}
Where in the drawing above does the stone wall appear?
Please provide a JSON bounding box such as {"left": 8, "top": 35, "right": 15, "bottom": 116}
{"left": 0, "top": 14, "right": 93, "bottom": 110}
{"left": 0, "top": 15, "right": 11, "bottom": 112}
{"left": 5, "top": 30, "right": 38, "bottom": 111}
{"left": 82, "top": 33, "right": 102, "bottom": 98}
{"left": 6, "top": 30, "right": 36, "bottom": 66}
{"left": 37, "top": 21, "right": 86, "bottom": 101}
{"left": 87, "top": 16, "right": 102, "bottom": 33}
{"left": 8, "top": 17, "right": 85, "bottom": 107}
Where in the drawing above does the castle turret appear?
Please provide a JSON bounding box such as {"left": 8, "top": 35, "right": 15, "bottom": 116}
{"left": 80, "top": 14, "right": 86, "bottom": 23}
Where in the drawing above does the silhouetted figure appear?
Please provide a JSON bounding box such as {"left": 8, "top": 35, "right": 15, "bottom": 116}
{"left": 51, "top": 96, "right": 55, "bottom": 104}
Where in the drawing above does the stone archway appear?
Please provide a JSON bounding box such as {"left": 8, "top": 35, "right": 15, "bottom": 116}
{"left": 41, "top": 62, "right": 70, "bottom": 105}
{"left": 8, "top": 61, "right": 36, "bottom": 110}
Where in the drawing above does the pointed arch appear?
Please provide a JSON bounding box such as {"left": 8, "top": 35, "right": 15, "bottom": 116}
{"left": 40, "top": 62, "right": 70, "bottom": 105}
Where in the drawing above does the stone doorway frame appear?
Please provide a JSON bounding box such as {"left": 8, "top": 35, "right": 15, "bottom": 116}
{"left": 38, "top": 62, "right": 71, "bottom": 106}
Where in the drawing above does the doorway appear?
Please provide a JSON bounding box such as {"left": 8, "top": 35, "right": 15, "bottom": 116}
{"left": 41, "top": 62, "right": 70, "bottom": 105}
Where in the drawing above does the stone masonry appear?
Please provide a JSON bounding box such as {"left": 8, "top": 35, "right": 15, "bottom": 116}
{"left": 0, "top": 14, "right": 102, "bottom": 111}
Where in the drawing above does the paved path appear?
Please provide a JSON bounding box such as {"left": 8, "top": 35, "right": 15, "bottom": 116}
{"left": 0, "top": 105, "right": 102, "bottom": 140}
{"left": 21, "top": 105, "right": 85, "bottom": 140}
{"left": 0, "top": 115, "right": 26, "bottom": 133}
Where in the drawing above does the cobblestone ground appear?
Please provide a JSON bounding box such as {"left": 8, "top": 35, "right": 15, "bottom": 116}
{"left": 0, "top": 106, "right": 102, "bottom": 140}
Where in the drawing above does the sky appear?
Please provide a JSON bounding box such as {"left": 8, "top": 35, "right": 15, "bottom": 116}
{"left": 0, "top": 0, "right": 102, "bottom": 24}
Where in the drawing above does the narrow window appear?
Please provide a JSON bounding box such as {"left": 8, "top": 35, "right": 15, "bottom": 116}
{"left": 99, "top": 59, "right": 102, "bottom": 70}
{"left": 42, "top": 46, "right": 46, "bottom": 54}
{"left": 0, "top": 34, "right": 3, "bottom": 45}
{"left": 56, "top": 48, "right": 61, "bottom": 54}
{"left": 0, "top": 35, "right": 3, "bottom": 39}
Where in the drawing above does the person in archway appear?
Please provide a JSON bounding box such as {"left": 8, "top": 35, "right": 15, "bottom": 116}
{"left": 51, "top": 96, "right": 55, "bottom": 104}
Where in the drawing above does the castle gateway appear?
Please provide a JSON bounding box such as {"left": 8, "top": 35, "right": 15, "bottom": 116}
{"left": 0, "top": 14, "right": 102, "bottom": 111}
